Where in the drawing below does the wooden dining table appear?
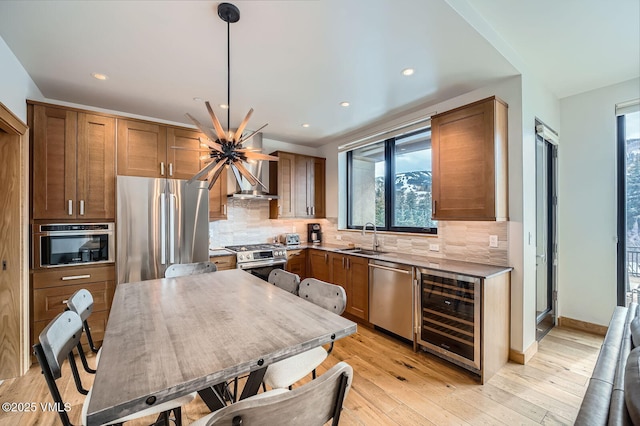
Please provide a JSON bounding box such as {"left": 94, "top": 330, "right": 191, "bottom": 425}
{"left": 85, "top": 269, "right": 357, "bottom": 426}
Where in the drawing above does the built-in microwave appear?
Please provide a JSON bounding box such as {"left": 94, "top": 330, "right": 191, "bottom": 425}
{"left": 32, "top": 223, "right": 115, "bottom": 269}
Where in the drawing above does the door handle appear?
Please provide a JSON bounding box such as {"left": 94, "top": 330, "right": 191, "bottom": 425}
{"left": 61, "top": 274, "right": 91, "bottom": 281}
{"left": 79, "top": 200, "right": 85, "bottom": 216}
{"left": 160, "top": 162, "right": 165, "bottom": 176}
{"left": 169, "top": 194, "right": 177, "bottom": 263}
{"left": 160, "top": 194, "right": 167, "bottom": 265}
{"left": 169, "top": 163, "right": 174, "bottom": 177}
{"left": 68, "top": 200, "right": 73, "bottom": 216}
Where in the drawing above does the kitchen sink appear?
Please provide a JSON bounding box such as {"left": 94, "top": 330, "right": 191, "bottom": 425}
{"left": 337, "top": 248, "right": 387, "bottom": 255}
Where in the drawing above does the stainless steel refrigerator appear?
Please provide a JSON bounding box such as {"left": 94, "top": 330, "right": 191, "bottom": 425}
{"left": 117, "top": 175, "right": 209, "bottom": 284}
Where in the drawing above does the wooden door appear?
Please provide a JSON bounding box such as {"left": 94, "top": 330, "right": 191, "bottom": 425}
{"left": 432, "top": 97, "right": 505, "bottom": 220}
{"left": 270, "top": 152, "right": 295, "bottom": 218}
{"left": 167, "top": 127, "right": 205, "bottom": 180}
{"left": 117, "top": 119, "right": 167, "bottom": 178}
{"left": 295, "top": 156, "right": 311, "bottom": 217}
{"left": 77, "top": 113, "right": 115, "bottom": 219}
{"left": 312, "top": 157, "right": 326, "bottom": 218}
{"left": 346, "top": 255, "right": 369, "bottom": 320}
{"left": 209, "top": 168, "right": 228, "bottom": 220}
{"left": 307, "top": 249, "right": 330, "bottom": 282}
{"left": 286, "top": 249, "right": 307, "bottom": 279}
{"left": 32, "top": 105, "right": 77, "bottom": 219}
{"left": 329, "top": 253, "right": 348, "bottom": 294}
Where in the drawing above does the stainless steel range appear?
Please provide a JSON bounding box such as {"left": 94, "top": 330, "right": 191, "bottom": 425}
{"left": 225, "top": 244, "right": 287, "bottom": 281}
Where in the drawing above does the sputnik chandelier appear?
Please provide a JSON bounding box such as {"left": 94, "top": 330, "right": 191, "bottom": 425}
{"left": 181, "top": 2, "right": 277, "bottom": 190}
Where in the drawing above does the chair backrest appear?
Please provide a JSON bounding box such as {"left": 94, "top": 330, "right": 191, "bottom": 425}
{"left": 204, "top": 361, "right": 353, "bottom": 426}
{"left": 165, "top": 261, "right": 217, "bottom": 278}
{"left": 298, "top": 278, "right": 347, "bottom": 315}
{"left": 268, "top": 269, "right": 301, "bottom": 295}
{"left": 66, "top": 288, "right": 94, "bottom": 322}
{"left": 38, "top": 310, "right": 84, "bottom": 379}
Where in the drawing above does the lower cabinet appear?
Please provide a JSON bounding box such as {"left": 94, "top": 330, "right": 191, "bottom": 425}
{"left": 307, "top": 249, "right": 330, "bottom": 282}
{"left": 286, "top": 249, "right": 307, "bottom": 280}
{"left": 31, "top": 264, "right": 115, "bottom": 351}
{"left": 209, "top": 254, "right": 236, "bottom": 271}
{"left": 329, "top": 253, "right": 369, "bottom": 321}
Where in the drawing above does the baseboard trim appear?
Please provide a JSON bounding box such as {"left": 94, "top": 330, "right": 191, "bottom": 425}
{"left": 509, "top": 340, "right": 538, "bottom": 365}
{"left": 558, "top": 316, "right": 607, "bottom": 336}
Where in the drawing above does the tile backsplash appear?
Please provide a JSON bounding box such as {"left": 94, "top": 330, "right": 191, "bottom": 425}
{"left": 209, "top": 198, "right": 509, "bottom": 266}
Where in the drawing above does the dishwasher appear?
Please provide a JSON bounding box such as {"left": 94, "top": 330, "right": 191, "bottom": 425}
{"left": 369, "top": 260, "right": 414, "bottom": 340}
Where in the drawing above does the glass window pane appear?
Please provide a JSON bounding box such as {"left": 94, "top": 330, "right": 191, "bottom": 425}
{"left": 625, "top": 111, "right": 640, "bottom": 302}
{"left": 392, "top": 130, "right": 437, "bottom": 229}
{"left": 350, "top": 141, "right": 386, "bottom": 228}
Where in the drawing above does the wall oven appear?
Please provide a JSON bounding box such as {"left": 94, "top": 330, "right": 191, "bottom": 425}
{"left": 415, "top": 268, "right": 481, "bottom": 372}
{"left": 32, "top": 223, "right": 115, "bottom": 269}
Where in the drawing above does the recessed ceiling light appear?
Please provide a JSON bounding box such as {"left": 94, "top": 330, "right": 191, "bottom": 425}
{"left": 302, "top": 123, "right": 310, "bottom": 128}
{"left": 401, "top": 68, "right": 415, "bottom": 76}
{"left": 340, "top": 101, "right": 350, "bottom": 107}
{"left": 193, "top": 97, "right": 203, "bottom": 102}
{"left": 91, "top": 72, "right": 109, "bottom": 81}
{"left": 219, "top": 104, "right": 229, "bottom": 109}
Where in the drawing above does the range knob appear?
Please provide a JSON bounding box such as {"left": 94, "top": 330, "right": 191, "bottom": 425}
{"left": 238, "top": 254, "right": 244, "bottom": 260}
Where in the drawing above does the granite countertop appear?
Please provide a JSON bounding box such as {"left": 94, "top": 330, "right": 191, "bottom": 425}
{"left": 291, "top": 243, "right": 512, "bottom": 279}
{"left": 209, "top": 248, "right": 236, "bottom": 257}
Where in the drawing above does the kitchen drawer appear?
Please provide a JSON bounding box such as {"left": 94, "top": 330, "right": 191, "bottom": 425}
{"left": 210, "top": 255, "right": 236, "bottom": 271}
{"left": 32, "top": 264, "right": 115, "bottom": 289}
{"left": 33, "top": 309, "right": 108, "bottom": 347}
{"left": 33, "top": 281, "right": 115, "bottom": 322}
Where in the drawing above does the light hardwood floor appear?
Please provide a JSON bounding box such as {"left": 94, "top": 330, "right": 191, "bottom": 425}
{"left": 0, "top": 325, "right": 603, "bottom": 426}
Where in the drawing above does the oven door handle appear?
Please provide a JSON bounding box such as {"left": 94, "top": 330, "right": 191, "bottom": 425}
{"left": 237, "top": 260, "right": 287, "bottom": 270}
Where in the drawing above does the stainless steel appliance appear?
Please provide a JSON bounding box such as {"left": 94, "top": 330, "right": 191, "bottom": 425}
{"left": 226, "top": 243, "right": 287, "bottom": 281}
{"left": 32, "top": 223, "right": 114, "bottom": 268}
{"left": 117, "top": 175, "right": 209, "bottom": 284}
{"left": 369, "top": 260, "right": 414, "bottom": 340}
{"left": 415, "top": 268, "right": 481, "bottom": 372}
{"left": 307, "top": 223, "right": 322, "bottom": 243}
{"left": 280, "top": 233, "right": 300, "bottom": 247}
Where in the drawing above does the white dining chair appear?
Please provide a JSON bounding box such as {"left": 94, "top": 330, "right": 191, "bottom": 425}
{"left": 262, "top": 278, "right": 347, "bottom": 390}
{"left": 268, "top": 269, "right": 300, "bottom": 295}
{"left": 191, "top": 361, "right": 353, "bottom": 426}
{"left": 165, "top": 261, "right": 217, "bottom": 278}
{"left": 34, "top": 310, "right": 196, "bottom": 426}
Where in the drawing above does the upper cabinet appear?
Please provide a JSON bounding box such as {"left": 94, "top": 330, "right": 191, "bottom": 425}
{"left": 117, "top": 120, "right": 203, "bottom": 179}
{"left": 269, "top": 151, "right": 326, "bottom": 219}
{"left": 431, "top": 96, "right": 508, "bottom": 221}
{"left": 30, "top": 103, "right": 115, "bottom": 220}
{"left": 208, "top": 167, "right": 228, "bottom": 220}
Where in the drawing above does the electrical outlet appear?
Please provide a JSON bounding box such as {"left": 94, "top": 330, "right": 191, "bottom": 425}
{"left": 335, "top": 235, "right": 342, "bottom": 240}
{"left": 429, "top": 243, "right": 439, "bottom": 252}
{"left": 489, "top": 235, "right": 499, "bottom": 248}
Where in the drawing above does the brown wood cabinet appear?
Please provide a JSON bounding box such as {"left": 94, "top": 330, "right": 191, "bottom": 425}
{"left": 431, "top": 96, "right": 508, "bottom": 221}
{"left": 30, "top": 104, "right": 115, "bottom": 220}
{"left": 117, "top": 121, "right": 205, "bottom": 180}
{"left": 269, "top": 151, "right": 325, "bottom": 219}
{"left": 209, "top": 254, "right": 236, "bottom": 271}
{"left": 208, "top": 168, "right": 228, "bottom": 220}
{"left": 329, "top": 253, "right": 369, "bottom": 321}
{"left": 31, "top": 264, "right": 115, "bottom": 350}
{"left": 307, "top": 249, "right": 330, "bottom": 282}
{"left": 285, "top": 249, "right": 307, "bottom": 279}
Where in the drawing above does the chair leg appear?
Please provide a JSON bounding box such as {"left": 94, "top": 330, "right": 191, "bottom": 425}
{"left": 261, "top": 382, "right": 267, "bottom": 393}
{"left": 312, "top": 369, "right": 317, "bottom": 379}
{"left": 173, "top": 407, "right": 183, "bottom": 426}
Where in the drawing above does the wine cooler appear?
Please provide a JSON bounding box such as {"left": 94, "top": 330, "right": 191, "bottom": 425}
{"left": 415, "top": 268, "right": 481, "bottom": 372}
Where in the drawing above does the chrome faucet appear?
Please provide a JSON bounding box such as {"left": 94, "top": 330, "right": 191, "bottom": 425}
{"left": 362, "top": 222, "right": 379, "bottom": 251}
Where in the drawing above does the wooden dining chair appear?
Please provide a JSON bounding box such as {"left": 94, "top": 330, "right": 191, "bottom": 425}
{"left": 33, "top": 310, "right": 195, "bottom": 426}
{"left": 66, "top": 289, "right": 100, "bottom": 374}
{"left": 268, "top": 269, "right": 301, "bottom": 295}
{"left": 165, "top": 261, "right": 217, "bottom": 278}
{"left": 262, "top": 278, "right": 347, "bottom": 390}
{"left": 191, "top": 362, "right": 353, "bottom": 426}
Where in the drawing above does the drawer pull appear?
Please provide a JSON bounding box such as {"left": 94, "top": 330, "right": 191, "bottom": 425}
{"left": 62, "top": 299, "right": 69, "bottom": 304}
{"left": 61, "top": 274, "right": 91, "bottom": 281}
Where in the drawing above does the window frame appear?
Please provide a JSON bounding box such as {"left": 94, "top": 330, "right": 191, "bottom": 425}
{"left": 346, "top": 128, "right": 437, "bottom": 234}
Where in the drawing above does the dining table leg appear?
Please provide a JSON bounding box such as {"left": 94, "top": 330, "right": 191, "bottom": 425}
{"left": 239, "top": 366, "right": 267, "bottom": 400}
{"left": 197, "top": 383, "right": 228, "bottom": 412}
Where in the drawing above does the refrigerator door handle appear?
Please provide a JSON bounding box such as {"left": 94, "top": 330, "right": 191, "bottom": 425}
{"left": 160, "top": 193, "right": 167, "bottom": 265}
{"left": 169, "top": 194, "right": 177, "bottom": 263}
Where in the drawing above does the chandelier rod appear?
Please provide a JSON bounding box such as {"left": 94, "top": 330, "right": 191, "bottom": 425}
{"left": 226, "top": 15, "right": 230, "bottom": 136}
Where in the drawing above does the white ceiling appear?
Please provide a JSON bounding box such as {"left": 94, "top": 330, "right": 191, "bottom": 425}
{"left": 0, "top": 1, "right": 637, "bottom": 146}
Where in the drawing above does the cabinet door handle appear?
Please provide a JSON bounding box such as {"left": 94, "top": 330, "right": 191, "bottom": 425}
{"left": 62, "top": 299, "right": 69, "bottom": 305}
{"left": 311, "top": 206, "right": 315, "bottom": 215}
{"left": 324, "top": 253, "right": 328, "bottom": 263}
{"left": 342, "top": 257, "right": 345, "bottom": 268}
{"left": 347, "top": 258, "right": 350, "bottom": 269}
{"left": 169, "top": 163, "right": 174, "bottom": 177}
{"left": 68, "top": 200, "right": 73, "bottom": 216}
{"left": 61, "top": 274, "right": 91, "bottom": 281}
{"left": 160, "top": 162, "right": 165, "bottom": 176}
{"left": 223, "top": 204, "right": 227, "bottom": 215}
{"left": 433, "top": 200, "right": 437, "bottom": 215}
{"left": 79, "top": 200, "right": 85, "bottom": 216}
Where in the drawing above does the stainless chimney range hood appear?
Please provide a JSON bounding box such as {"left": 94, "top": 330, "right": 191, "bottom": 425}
{"left": 228, "top": 132, "right": 278, "bottom": 200}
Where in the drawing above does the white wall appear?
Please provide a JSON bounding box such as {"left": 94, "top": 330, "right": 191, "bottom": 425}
{"left": 0, "top": 36, "right": 42, "bottom": 122}
{"left": 559, "top": 78, "right": 640, "bottom": 326}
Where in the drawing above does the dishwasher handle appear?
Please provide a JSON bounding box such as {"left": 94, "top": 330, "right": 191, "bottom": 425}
{"left": 370, "top": 263, "right": 412, "bottom": 274}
